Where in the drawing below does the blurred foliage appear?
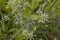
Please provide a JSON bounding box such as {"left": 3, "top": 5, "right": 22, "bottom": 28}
{"left": 0, "top": 0, "right": 60, "bottom": 40}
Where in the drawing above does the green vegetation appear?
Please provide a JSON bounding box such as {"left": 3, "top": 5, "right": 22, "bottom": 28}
{"left": 0, "top": 0, "right": 60, "bottom": 40}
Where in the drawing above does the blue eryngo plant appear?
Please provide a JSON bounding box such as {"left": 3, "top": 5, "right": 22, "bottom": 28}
{"left": 0, "top": 0, "right": 60, "bottom": 40}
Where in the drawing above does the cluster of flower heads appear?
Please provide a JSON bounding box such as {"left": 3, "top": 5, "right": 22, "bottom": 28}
{"left": 6, "top": 0, "right": 49, "bottom": 23}
{"left": 5, "top": 0, "right": 49, "bottom": 40}
{"left": 3, "top": 15, "right": 9, "bottom": 21}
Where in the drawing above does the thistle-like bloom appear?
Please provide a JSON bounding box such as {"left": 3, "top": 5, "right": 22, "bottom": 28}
{"left": 22, "top": 30, "right": 35, "bottom": 40}
{"left": 37, "top": 10, "right": 49, "bottom": 23}
{"left": 13, "top": 14, "right": 20, "bottom": 25}
{"left": 13, "top": 13, "right": 23, "bottom": 25}
{"left": 26, "top": 31, "right": 35, "bottom": 40}
{"left": 3, "top": 15, "right": 9, "bottom": 21}
{"left": 38, "top": 13, "right": 49, "bottom": 23}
